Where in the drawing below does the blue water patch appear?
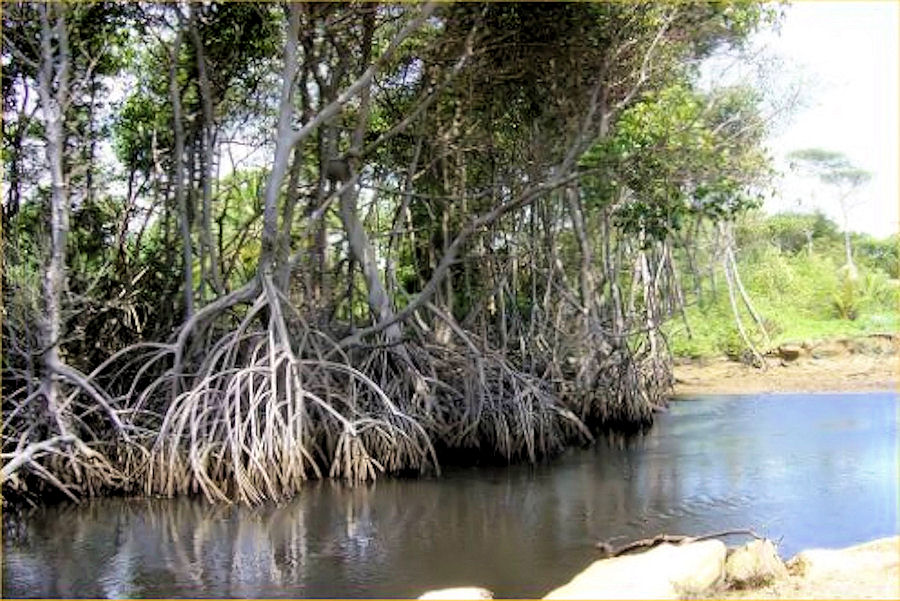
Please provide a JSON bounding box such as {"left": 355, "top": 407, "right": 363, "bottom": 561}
{"left": 4, "top": 391, "right": 898, "bottom": 598}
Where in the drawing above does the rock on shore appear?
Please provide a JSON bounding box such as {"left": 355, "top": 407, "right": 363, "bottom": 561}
{"left": 417, "top": 536, "right": 899, "bottom": 600}
{"left": 721, "top": 536, "right": 900, "bottom": 599}
{"left": 418, "top": 587, "right": 494, "bottom": 599}
{"left": 542, "top": 536, "right": 899, "bottom": 600}
{"left": 543, "top": 540, "right": 727, "bottom": 599}
{"left": 725, "top": 538, "right": 788, "bottom": 588}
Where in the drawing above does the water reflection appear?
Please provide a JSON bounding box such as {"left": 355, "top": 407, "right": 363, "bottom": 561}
{"left": 4, "top": 392, "right": 897, "bottom": 598}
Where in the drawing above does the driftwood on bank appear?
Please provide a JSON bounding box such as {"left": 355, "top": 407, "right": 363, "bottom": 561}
{"left": 595, "top": 528, "right": 763, "bottom": 558}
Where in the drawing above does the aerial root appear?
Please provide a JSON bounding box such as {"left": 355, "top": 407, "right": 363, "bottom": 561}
{"left": 564, "top": 336, "right": 672, "bottom": 428}
{"left": 4, "top": 271, "right": 671, "bottom": 504}
{"left": 141, "top": 279, "right": 437, "bottom": 503}
{"left": 1, "top": 430, "right": 130, "bottom": 503}
{"left": 1, "top": 350, "right": 142, "bottom": 502}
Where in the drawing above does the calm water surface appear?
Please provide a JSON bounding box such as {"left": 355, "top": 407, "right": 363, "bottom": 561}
{"left": 3, "top": 392, "right": 897, "bottom": 598}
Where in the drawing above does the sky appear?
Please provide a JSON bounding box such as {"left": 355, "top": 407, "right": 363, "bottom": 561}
{"left": 756, "top": 1, "right": 899, "bottom": 238}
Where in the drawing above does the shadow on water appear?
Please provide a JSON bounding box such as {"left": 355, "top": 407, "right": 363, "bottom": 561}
{"left": 3, "top": 391, "right": 897, "bottom": 598}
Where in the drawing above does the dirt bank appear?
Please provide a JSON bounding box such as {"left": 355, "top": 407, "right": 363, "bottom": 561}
{"left": 673, "top": 334, "right": 897, "bottom": 396}
{"left": 717, "top": 536, "right": 900, "bottom": 600}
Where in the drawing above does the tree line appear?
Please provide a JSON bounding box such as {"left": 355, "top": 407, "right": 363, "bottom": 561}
{"left": 2, "top": 2, "right": 777, "bottom": 504}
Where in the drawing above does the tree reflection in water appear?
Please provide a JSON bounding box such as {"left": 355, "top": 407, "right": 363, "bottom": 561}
{"left": 4, "top": 393, "right": 897, "bottom": 598}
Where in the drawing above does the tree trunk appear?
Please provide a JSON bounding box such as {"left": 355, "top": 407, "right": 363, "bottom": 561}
{"left": 838, "top": 193, "right": 858, "bottom": 277}
{"left": 189, "top": 7, "right": 223, "bottom": 296}
{"left": 339, "top": 190, "right": 403, "bottom": 342}
{"left": 566, "top": 185, "right": 597, "bottom": 330}
{"left": 3, "top": 80, "right": 28, "bottom": 221}
{"left": 36, "top": 3, "right": 72, "bottom": 434}
{"left": 843, "top": 229, "right": 856, "bottom": 275}
{"left": 337, "top": 7, "right": 404, "bottom": 343}
{"left": 259, "top": 6, "right": 300, "bottom": 275}
{"left": 276, "top": 145, "right": 305, "bottom": 290}
{"left": 84, "top": 81, "right": 97, "bottom": 206}
{"left": 168, "top": 26, "right": 194, "bottom": 319}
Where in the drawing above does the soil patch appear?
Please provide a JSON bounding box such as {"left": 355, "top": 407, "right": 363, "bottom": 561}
{"left": 673, "top": 334, "right": 897, "bottom": 396}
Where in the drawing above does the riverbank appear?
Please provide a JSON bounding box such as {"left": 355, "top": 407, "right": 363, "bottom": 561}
{"left": 545, "top": 535, "right": 900, "bottom": 600}
{"left": 419, "top": 536, "right": 900, "bottom": 599}
{"left": 672, "top": 334, "right": 897, "bottom": 396}
{"left": 716, "top": 536, "right": 900, "bottom": 599}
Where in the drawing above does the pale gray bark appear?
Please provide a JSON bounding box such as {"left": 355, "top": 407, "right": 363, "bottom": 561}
{"left": 168, "top": 26, "right": 194, "bottom": 318}
{"left": 723, "top": 223, "right": 769, "bottom": 345}
{"left": 36, "top": 2, "right": 72, "bottom": 435}
{"left": 188, "top": 7, "right": 223, "bottom": 295}
{"left": 339, "top": 190, "right": 405, "bottom": 342}
{"left": 261, "top": 3, "right": 436, "bottom": 278}
{"left": 338, "top": 169, "right": 588, "bottom": 348}
{"left": 275, "top": 145, "right": 305, "bottom": 290}
{"left": 719, "top": 222, "right": 767, "bottom": 365}
{"left": 840, "top": 201, "right": 857, "bottom": 276}
{"left": 565, "top": 185, "right": 597, "bottom": 329}
{"left": 337, "top": 7, "right": 404, "bottom": 342}
{"left": 259, "top": 4, "right": 301, "bottom": 273}
{"left": 0, "top": 436, "right": 76, "bottom": 483}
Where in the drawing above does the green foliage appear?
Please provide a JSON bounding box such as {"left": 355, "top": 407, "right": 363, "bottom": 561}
{"left": 855, "top": 233, "right": 900, "bottom": 278}
{"left": 737, "top": 210, "right": 841, "bottom": 256}
{"left": 113, "top": 92, "right": 172, "bottom": 174}
{"left": 788, "top": 148, "right": 849, "bottom": 170}
{"left": 214, "top": 168, "right": 267, "bottom": 288}
{"left": 4, "top": 1, "right": 787, "bottom": 496}
{"left": 667, "top": 214, "right": 899, "bottom": 358}
{"left": 787, "top": 149, "right": 872, "bottom": 235}
{"left": 789, "top": 148, "right": 874, "bottom": 190}
{"left": 831, "top": 273, "right": 860, "bottom": 321}
{"left": 826, "top": 268, "right": 897, "bottom": 322}
{"left": 581, "top": 80, "right": 771, "bottom": 242}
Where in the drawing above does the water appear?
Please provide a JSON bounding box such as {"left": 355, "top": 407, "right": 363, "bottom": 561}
{"left": 3, "top": 392, "right": 897, "bottom": 598}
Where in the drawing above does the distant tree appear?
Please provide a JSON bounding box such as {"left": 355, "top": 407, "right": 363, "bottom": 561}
{"left": 761, "top": 211, "right": 840, "bottom": 255}
{"left": 854, "top": 233, "right": 900, "bottom": 279}
{"left": 787, "top": 148, "right": 872, "bottom": 276}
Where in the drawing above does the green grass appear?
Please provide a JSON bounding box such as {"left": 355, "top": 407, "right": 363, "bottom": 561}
{"left": 665, "top": 248, "right": 899, "bottom": 359}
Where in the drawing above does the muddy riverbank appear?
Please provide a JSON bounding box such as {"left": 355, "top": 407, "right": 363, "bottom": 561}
{"left": 673, "top": 334, "right": 897, "bottom": 396}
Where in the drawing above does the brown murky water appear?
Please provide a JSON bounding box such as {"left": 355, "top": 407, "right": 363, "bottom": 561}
{"left": 3, "top": 392, "right": 897, "bottom": 598}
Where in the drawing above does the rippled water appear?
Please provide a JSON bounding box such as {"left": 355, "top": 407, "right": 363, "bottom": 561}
{"left": 3, "top": 392, "right": 897, "bottom": 598}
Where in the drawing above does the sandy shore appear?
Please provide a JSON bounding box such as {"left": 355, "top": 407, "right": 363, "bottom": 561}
{"left": 717, "top": 536, "right": 900, "bottom": 600}
{"left": 673, "top": 335, "right": 897, "bottom": 396}
{"left": 422, "top": 537, "right": 900, "bottom": 600}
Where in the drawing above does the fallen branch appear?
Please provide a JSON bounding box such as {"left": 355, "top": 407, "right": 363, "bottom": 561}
{"left": 595, "top": 528, "right": 763, "bottom": 558}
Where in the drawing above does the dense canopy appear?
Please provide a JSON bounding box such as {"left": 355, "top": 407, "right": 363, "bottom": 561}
{"left": 2, "top": 1, "right": 777, "bottom": 503}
